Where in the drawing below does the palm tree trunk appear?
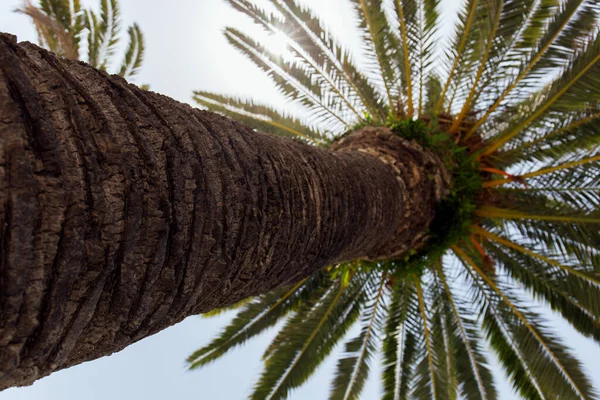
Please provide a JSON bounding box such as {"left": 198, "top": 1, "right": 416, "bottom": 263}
{"left": 0, "top": 33, "right": 448, "bottom": 389}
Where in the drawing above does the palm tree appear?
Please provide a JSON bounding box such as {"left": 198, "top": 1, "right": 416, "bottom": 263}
{"left": 16, "top": 0, "right": 145, "bottom": 80}
{"left": 186, "top": 1, "right": 600, "bottom": 399}
{"left": 0, "top": 30, "right": 445, "bottom": 389}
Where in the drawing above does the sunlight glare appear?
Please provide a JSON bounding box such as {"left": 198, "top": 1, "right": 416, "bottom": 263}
{"left": 265, "top": 30, "right": 290, "bottom": 56}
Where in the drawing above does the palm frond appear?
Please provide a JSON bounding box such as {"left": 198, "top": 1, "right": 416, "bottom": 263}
{"left": 484, "top": 154, "right": 600, "bottom": 188}
{"left": 502, "top": 110, "right": 600, "bottom": 163}
{"left": 251, "top": 272, "right": 371, "bottom": 400}
{"left": 436, "top": 264, "right": 497, "bottom": 400}
{"left": 381, "top": 281, "right": 418, "bottom": 400}
{"left": 453, "top": 0, "right": 541, "bottom": 132}
{"left": 435, "top": 0, "right": 485, "bottom": 113}
{"left": 330, "top": 274, "right": 386, "bottom": 400}
{"left": 349, "top": 0, "right": 398, "bottom": 110}
{"left": 429, "top": 275, "right": 459, "bottom": 400}
{"left": 468, "top": 0, "right": 541, "bottom": 107}
{"left": 201, "top": 297, "right": 253, "bottom": 318}
{"left": 193, "top": 91, "right": 326, "bottom": 144}
{"left": 468, "top": 0, "right": 596, "bottom": 136}
{"left": 454, "top": 245, "right": 597, "bottom": 399}
{"left": 412, "top": 279, "right": 438, "bottom": 400}
{"left": 479, "top": 295, "right": 545, "bottom": 400}
{"left": 483, "top": 30, "right": 600, "bottom": 155}
{"left": 88, "top": 0, "right": 121, "bottom": 71}
{"left": 117, "top": 23, "right": 144, "bottom": 78}
{"left": 16, "top": 0, "right": 81, "bottom": 59}
{"left": 187, "top": 274, "right": 323, "bottom": 369}
{"left": 525, "top": 0, "right": 600, "bottom": 80}
{"left": 85, "top": 8, "right": 100, "bottom": 66}
{"left": 224, "top": 27, "right": 350, "bottom": 131}
{"left": 495, "top": 187, "right": 600, "bottom": 218}
{"left": 515, "top": 0, "right": 560, "bottom": 52}
{"left": 479, "top": 234, "right": 600, "bottom": 344}
{"left": 475, "top": 227, "right": 600, "bottom": 287}
{"left": 392, "top": 0, "right": 414, "bottom": 116}
{"left": 275, "top": 0, "right": 387, "bottom": 119}
{"left": 451, "top": 0, "right": 505, "bottom": 130}
{"left": 483, "top": 189, "right": 600, "bottom": 271}
{"left": 226, "top": 0, "right": 371, "bottom": 122}
{"left": 19, "top": 0, "right": 144, "bottom": 80}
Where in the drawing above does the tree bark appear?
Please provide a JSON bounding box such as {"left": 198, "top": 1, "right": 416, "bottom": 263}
{"left": 0, "top": 33, "right": 448, "bottom": 389}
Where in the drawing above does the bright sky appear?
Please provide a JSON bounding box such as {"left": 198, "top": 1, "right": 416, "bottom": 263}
{"left": 0, "top": 0, "right": 599, "bottom": 399}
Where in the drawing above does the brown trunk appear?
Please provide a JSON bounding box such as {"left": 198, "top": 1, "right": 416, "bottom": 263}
{"left": 0, "top": 33, "right": 448, "bottom": 389}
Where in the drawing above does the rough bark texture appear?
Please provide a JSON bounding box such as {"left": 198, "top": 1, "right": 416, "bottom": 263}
{"left": 0, "top": 33, "right": 448, "bottom": 389}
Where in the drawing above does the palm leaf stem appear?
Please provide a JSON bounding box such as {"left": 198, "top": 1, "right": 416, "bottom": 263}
{"left": 395, "top": 0, "right": 414, "bottom": 117}
{"left": 476, "top": 206, "right": 600, "bottom": 224}
{"left": 483, "top": 153, "right": 600, "bottom": 187}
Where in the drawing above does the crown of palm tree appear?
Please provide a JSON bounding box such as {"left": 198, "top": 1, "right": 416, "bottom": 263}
{"left": 187, "top": 1, "right": 600, "bottom": 399}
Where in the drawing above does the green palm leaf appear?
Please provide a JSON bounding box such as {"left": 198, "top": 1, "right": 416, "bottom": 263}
{"left": 455, "top": 245, "right": 597, "bottom": 399}
{"left": 225, "top": 0, "right": 370, "bottom": 122}
{"left": 436, "top": 0, "right": 488, "bottom": 113}
{"left": 483, "top": 30, "right": 600, "bottom": 154}
{"left": 453, "top": 0, "right": 539, "bottom": 131}
{"left": 118, "top": 23, "right": 144, "bottom": 78}
{"left": 468, "top": 0, "right": 596, "bottom": 136}
{"left": 349, "top": 0, "right": 398, "bottom": 110}
{"left": 96, "top": 0, "right": 120, "bottom": 70}
{"left": 193, "top": 91, "right": 326, "bottom": 144}
{"left": 437, "top": 265, "right": 497, "bottom": 400}
{"left": 410, "top": 279, "right": 440, "bottom": 400}
{"left": 483, "top": 238, "right": 600, "bottom": 343}
{"left": 330, "top": 274, "right": 387, "bottom": 400}
{"left": 251, "top": 272, "right": 372, "bottom": 400}
{"left": 381, "top": 280, "right": 418, "bottom": 400}
{"left": 19, "top": 0, "right": 144, "bottom": 80}
{"left": 502, "top": 111, "right": 600, "bottom": 163}
{"left": 224, "top": 27, "right": 350, "bottom": 130}
{"left": 524, "top": 0, "right": 600, "bottom": 80}
{"left": 273, "top": 0, "right": 387, "bottom": 119}
{"left": 187, "top": 274, "right": 326, "bottom": 369}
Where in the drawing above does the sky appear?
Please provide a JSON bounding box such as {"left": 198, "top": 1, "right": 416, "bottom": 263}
{"left": 0, "top": 0, "right": 599, "bottom": 399}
